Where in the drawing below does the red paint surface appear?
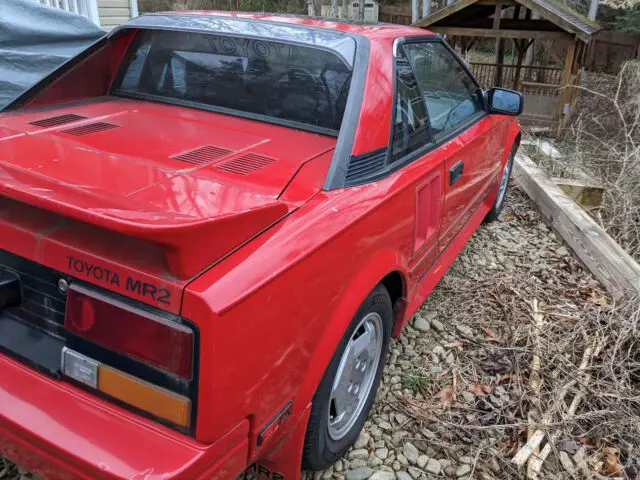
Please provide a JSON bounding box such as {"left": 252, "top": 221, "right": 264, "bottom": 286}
{"left": 0, "top": 13, "right": 519, "bottom": 480}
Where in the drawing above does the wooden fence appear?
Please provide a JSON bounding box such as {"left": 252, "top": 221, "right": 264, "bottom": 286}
{"left": 587, "top": 30, "right": 640, "bottom": 74}
{"left": 469, "top": 63, "right": 563, "bottom": 90}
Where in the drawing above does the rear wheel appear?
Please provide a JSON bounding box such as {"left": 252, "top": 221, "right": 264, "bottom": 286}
{"left": 485, "top": 143, "right": 518, "bottom": 223}
{"left": 302, "top": 284, "right": 393, "bottom": 470}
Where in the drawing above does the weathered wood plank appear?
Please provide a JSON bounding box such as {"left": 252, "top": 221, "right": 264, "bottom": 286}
{"left": 513, "top": 153, "right": 640, "bottom": 299}
{"left": 552, "top": 178, "right": 605, "bottom": 209}
{"left": 428, "top": 26, "right": 569, "bottom": 40}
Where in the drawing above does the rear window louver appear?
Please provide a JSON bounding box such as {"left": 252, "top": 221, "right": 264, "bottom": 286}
{"left": 61, "top": 122, "right": 119, "bottom": 136}
{"left": 29, "top": 114, "right": 86, "bottom": 128}
{"left": 345, "top": 148, "right": 388, "bottom": 186}
{"left": 172, "top": 145, "right": 233, "bottom": 166}
{"left": 215, "top": 153, "right": 277, "bottom": 176}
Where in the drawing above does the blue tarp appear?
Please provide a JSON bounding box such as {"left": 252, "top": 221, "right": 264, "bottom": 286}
{"left": 0, "top": 0, "right": 105, "bottom": 109}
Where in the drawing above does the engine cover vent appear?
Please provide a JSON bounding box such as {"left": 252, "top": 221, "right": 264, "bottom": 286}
{"left": 61, "top": 122, "right": 119, "bottom": 136}
{"left": 215, "top": 153, "right": 277, "bottom": 176}
{"left": 29, "top": 114, "right": 86, "bottom": 128}
{"left": 172, "top": 145, "right": 232, "bottom": 166}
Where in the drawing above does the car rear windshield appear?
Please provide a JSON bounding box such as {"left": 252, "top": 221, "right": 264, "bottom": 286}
{"left": 112, "top": 30, "right": 354, "bottom": 133}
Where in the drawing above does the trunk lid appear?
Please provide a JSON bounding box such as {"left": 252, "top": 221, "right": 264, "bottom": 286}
{"left": 0, "top": 98, "right": 336, "bottom": 284}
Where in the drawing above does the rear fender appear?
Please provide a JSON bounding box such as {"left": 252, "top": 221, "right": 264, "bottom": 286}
{"left": 296, "top": 249, "right": 406, "bottom": 405}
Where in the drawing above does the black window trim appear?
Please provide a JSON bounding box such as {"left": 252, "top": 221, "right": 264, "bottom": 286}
{"left": 389, "top": 35, "right": 488, "bottom": 165}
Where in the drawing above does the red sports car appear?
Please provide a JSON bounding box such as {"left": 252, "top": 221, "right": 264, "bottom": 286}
{"left": 0, "top": 12, "right": 521, "bottom": 480}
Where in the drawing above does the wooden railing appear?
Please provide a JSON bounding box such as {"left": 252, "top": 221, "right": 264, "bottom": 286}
{"left": 469, "top": 63, "right": 563, "bottom": 90}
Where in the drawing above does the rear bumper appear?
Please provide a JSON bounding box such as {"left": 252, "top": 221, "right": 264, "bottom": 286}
{"left": 0, "top": 354, "right": 249, "bottom": 480}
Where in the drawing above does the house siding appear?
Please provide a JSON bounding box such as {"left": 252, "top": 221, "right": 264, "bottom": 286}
{"left": 98, "top": 0, "right": 134, "bottom": 30}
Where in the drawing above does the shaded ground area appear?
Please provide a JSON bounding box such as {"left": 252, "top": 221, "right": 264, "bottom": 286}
{"left": 3, "top": 188, "right": 639, "bottom": 479}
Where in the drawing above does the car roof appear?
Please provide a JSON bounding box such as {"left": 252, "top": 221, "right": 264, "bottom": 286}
{"left": 146, "top": 10, "right": 433, "bottom": 39}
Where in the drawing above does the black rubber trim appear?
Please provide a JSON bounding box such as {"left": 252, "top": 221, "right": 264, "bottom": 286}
{"left": 112, "top": 90, "right": 339, "bottom": 138}
{"left": 322, "top": 35, "right": 371, "bottom": 190}
{"left": 257, "top": 400, "right": 293, "bottom": 446}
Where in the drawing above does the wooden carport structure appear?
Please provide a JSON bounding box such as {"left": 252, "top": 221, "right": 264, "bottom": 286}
{"left": 413, "top": 0, "right": 601, "bottom": 134}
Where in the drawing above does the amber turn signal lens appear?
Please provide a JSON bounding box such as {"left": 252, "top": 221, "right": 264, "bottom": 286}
{"left": 98, "top": 364, "right": 191, "bottom": 427}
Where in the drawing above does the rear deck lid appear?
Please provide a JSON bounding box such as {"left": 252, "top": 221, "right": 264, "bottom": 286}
{"left": 0, "top": 99, "right": 336, "bottom": 278}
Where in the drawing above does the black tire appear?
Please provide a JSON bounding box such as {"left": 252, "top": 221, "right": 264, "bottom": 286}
{"left": 485, "top": 142, "right": 518, "bottom": 223}
{"left": 302, "top": 284, "right": 393, "bottom": 470}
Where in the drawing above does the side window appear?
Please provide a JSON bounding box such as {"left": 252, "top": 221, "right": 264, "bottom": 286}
{"left": 402, "top": 42, "right": 484, "bottom": 141}
{"left": 390, "top": 47, "right": 432, "bottom": 163}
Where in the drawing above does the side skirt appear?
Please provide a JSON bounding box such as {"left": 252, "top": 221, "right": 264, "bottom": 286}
{"left": 393, "top": 187, "right": 497, "bottom": 336}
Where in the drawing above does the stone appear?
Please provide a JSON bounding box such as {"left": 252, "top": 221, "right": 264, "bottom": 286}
{"left": 355, "top": 433, "right": 371, "bottom": 449}
{"left": 417, "top": 455, "right": 429, "bottom": 469}
{"left": 461, "top": 391, "right": 476, "bottom": 404}
{"left": 350, "top": 459, "right": 368, "bottom": 469}
{"left": 346, "top": 467, "right": 374, "bottom": 480}
{"left": 370, "top": 469, "right": 395, "bottom": 480}
{"left": 322, "top": 467, "right": 334, "bottom": 480}
{"left": 349, "top": 449, "right": 370, "bottom": 460}
{"left": 369, "top": 457, "right": 383, "bottom": 468}
{"left": 430, "top": 318, "right": 445, "bottom": 332}
{"left": 403, "top": 443, "right": 420, "bottom": 464}
{"left": 425, "top": 459, "right": 442, "bottom": 475}
{"left": 379, "top": 421, "right": 393, "bottom": 431}
{"left": 375, "top": 448, "right": 389, "bottom": 460}
{"left": 396, "top": 471, "right": 412, "bottom": 480}
{"left": 456, "top": 464, "right": 472, "bottom": 477}
{"left": 413, "top": 316, "right": 430, "bottom": 333}
{"left": 335, "top": 460, "right": 344, "bottom": 472}
{"left": 459, "top": 456, "right": 473, "bottom": 465}
{"left": 421, "top": 428, "right": 437, "bottom": 440}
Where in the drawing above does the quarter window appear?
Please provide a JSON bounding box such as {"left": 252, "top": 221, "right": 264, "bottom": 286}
{"left": 402, "top": 42, "right": 484, "bottom": 141}
{"left": 390, "top": 47, "right": 431, "bottom": 163}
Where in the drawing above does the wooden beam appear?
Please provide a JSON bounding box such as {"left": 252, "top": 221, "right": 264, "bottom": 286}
{"left": 429, "top": 26, "right": 570, "bottom": 40}
{"left": 493, "top": 3, "right": 502, "bottom": 30}
{"left": 513, "top": 39, "right": 529, "bottom": 89}
{"left": 513, "top": 153, "right": 640, "bottom": 300}
{"left": 477, "top": 0, "right": 515, "bottom": 5}
{"left": 495, "top": 38, "right": 505, "bottom": 86}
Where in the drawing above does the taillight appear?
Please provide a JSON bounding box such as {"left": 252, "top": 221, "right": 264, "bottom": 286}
{"left": 65, "top": 284, "right": 193, "bottom": 379}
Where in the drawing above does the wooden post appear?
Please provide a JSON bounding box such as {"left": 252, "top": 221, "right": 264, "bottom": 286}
{"left": 513, "top": 39, "right": 530, "bottom": 90}
{"left": 556, "top": 38, "right": 577, "bottom": 133}
{"left": 493, "top": 4, "right": 504, "bottom": 87}
{"left": 494, "top": 38, "right": 505, "bottom": 87}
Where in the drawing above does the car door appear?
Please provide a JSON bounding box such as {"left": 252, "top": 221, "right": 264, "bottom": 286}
{"left": 401, "top": 40, "right": 502, "bottom": 253}
{"left": 388, "top": 46, "right": 446, "bottom": 285}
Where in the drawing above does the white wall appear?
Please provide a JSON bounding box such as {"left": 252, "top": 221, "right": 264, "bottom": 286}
{"left": 98, "top": 0, "right": 138, "bottom": 30}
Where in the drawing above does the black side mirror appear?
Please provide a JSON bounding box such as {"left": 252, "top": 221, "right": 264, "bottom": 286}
{"left": 487, "top": 88, "right": 523, "bottom": 116}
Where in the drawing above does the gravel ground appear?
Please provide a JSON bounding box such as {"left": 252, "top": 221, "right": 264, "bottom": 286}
{"left": 1, "top": 188, "right": 625, "bottom": 480}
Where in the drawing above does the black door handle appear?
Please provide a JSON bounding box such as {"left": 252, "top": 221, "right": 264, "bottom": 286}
{"left": 449, "top": 161, "right": 464, "bottom": 185}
